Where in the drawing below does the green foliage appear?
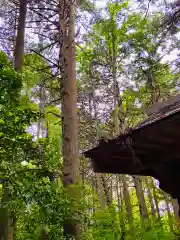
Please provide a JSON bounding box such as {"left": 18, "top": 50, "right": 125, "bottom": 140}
{"left": 141, "top": 223, "right": 175, "bottom": 240}
{"left": 1, "top": 0, "right": 180, "bottom": 238}
{"left": 84, "top": 208, "right": 121, "bottom": 240}
{"left": 0, "top": 52, "right": 40, "bottom": 171}
{"left": 0, "top": 51, "right": 22, "bottom": 104}
{"left": 76, "top": 1, "right": 180, "bottom": 239}
{"left": 0, "top": 51, "right": 90, "bottom": 240}
{"left": 14, "top": 181, "right": 86, "bottom": 240}
{"left": 23, "top": 53, "right": 51, "bottom": 90}
{"left": 44, "top": 105, "right": 61, "bottom": 141}
{"left": 83, "top": 206, "right": 178, "bottom": 240}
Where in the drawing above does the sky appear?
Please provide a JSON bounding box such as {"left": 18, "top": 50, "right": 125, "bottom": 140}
{"left": 96, "top": 0, "right": 108, "bottom": 8}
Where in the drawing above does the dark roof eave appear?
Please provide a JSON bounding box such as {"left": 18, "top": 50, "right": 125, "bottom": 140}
{"left": 83, "top": 107, "right": 180, "bottom": 159}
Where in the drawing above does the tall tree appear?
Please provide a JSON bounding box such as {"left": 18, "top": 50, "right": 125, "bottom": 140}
{"left": 14, "top": 0, "right": 27, "bottom": 72}
{"left": 133, "top": 176, "right": 149, "bottom": 224}
{"left": 58, "top": 0, "right": 80, "bottom": 238}
{"left": 0, "top": 1, "right": 28, "bottom": 239}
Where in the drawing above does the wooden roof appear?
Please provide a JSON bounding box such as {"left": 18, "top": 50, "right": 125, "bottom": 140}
{"left": 84, "top": 94, "right": 180, "bottom": 198}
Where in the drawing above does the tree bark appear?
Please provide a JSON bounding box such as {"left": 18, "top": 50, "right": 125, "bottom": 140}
{"left": 0, "top": 182, "right": 14, "bottom": 240}
{"left": 120, "top": 176, "right": 134, "bottom": 234}
{"left": 58, "top": 1, "right": 80, "bottom": 238}
{"left": 172, "top": 199, "right": 180, "bottom": 231}
{"left": 96, "top": 173, "right": 106, "bottom": 209}
{"left": 144, "top": 177, "right": 156, "bottom": 223}
{"left": 133, "top": 176, "right": 149, "bottom": 223}
{"left": 14, "top": 0, "right": 27, "bottom": 72}
{"left": 163, "top": 192, "right": 173, "bottom": 231}
{"left": 101, "top": 174, "right": 112, "bottom": 206}
{"left": 151, "top": 179, "right": 161, "bottom": 220}
{"left": 116, "top": 175, "right": 126, "bottom": 239}
{"left": 60, "top": 0, "right": 78, "bottom": 191}
{"left": 37, "top": 86, "right": 46, "bottom": 138}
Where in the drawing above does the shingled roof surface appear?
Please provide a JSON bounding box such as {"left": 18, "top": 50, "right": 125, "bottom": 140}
{"left": 138, "top": 94, "right": 180, "bottom": 128}
{"left": 83, "top": 94, "right": 180, "bottom": 198}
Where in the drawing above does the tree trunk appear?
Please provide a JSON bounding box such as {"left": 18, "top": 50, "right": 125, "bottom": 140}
{"left": 163, "top": 192, "right": 173, "bottom": 231}
{"left": 60, "top": 0, "right": 78, "bottom": 196}
{"left": 172, "top": 199, "right": 180, "bottom": 231}
{"left": 0, "top": 182, "right": 14, "bottom": 240}
{"left": 133, "top": 176, "right": 149, "bottom": 223}
{"left": 89, "top": 89, "right": 107, "bottom": 210}
{"left": 92, "top": 174, "right": 96, "bottom": 217}
{"left": 111, "top": 20, "right": 134, "bottom": 234}
{"left": 37, "top": 86, "right": 46, "bottom": 138}
{"left": 120, "top": 176, "right": 134, "bottom": 234}
{"left": 151, "top": 179, "right": 161, "bottom": 220}
{"left": 0, "top": 1, "right": 28, "bottom": 239}
{"left": 116, "top": 175, "right": 126, "bottom": 239}
{"left": 59, "top": 1, "right": 80, "bottom": 238}
{"left": 101, "top": 174, "right": 112, "bottom": 206}
{"left": 144, "top": 177, "right": 156, "bottom": 223}
{"left": 96, "top": 173, "right": 106, "bottom": 209}
{"left": 12, "top": 8, "right": 18, "bottom": 64}
{"left": 36, "top": 86, "right": 50, "bottom": 239}
{"left": 14, "top": 0, "right": 27, "bottom": 72}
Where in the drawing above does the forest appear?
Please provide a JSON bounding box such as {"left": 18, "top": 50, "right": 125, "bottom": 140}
{"left": 0, "top": 0, "right": 180, "bottom": 239}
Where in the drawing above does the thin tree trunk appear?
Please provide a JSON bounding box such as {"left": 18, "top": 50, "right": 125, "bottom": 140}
{"left": 144, "top": 177, "right": 156, "bottom": 223}
{"left": 4, "top": 183, "right": 11, "bottom": 240}
{"left": 37, "top": 86, "right": 46, "bottom": 138}
{"left": 163, "top": 192, "right": 173, "bottom": 231}
{"left": 14, "top": 0, "right": 27, "bottom": 72}
{"left": 12, "top": 8, "right": 17, "bottom": 63}
{"left": 110, "top": 177, "right": 112, "bottom": 202}
{"left": 120, "top": 176, "right": 134, "bottom": 234}
{"left": 133, "top": 176, "right": 149, "bottom": 224}
{"left": 172, "top": 199, "right": 180, "bottom": 231}
{"left": 116, "top": 175, "right": 126, "bottom": 239}
{"left": 111, "top": 21, "right": 134, "bottom": 234}
{"left": 0, "top": 1, "right": 28, "bottom": 239}
{"left": 92, "top": 175, "right": 96, "bottom": 217}
{"left": 36, "top": 86, "right": 50, "bottom": 240}
{"left": 96, "top": 173, "right": 106, "bottom": 209}
{"left": 92, "top": 93, "right": 108, "bottom": 209}
{"left": 101, "top": 175, "right": 112, "bottom": 206}
{"left": 37, "top": 24, "right": 46, "bottom": 139}
{"left": 0, "top": 181, "right": 14, "bottom": 240}
{"left": 151, "top": 179, "right": 161, "bottom": 220}
{"left": 148, "top": 73, "right": 165, "bottom": 224}
{"left": 59, "top": 1, "right": 80, "bottom": 238}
